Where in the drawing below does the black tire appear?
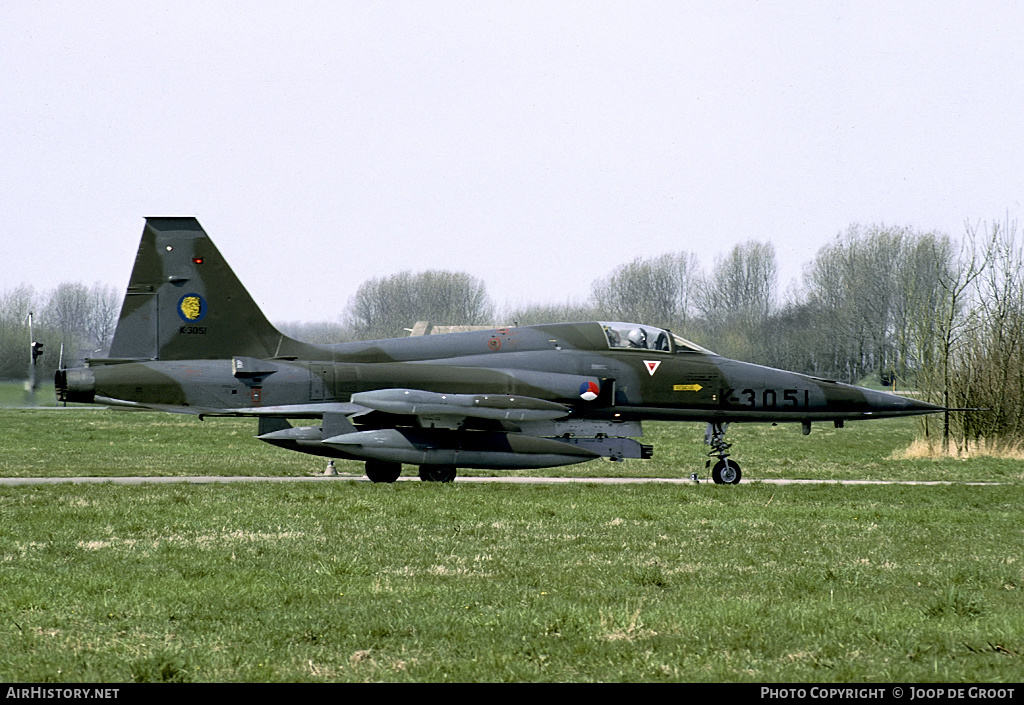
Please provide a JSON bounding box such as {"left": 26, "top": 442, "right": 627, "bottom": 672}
{"left": 711, "top": 458, "right": 741, "bottom": 485}
{"left": 365, "top": 460, "right": 402, "bottom": 483}
{"left": 418, "top": 465, "right": 457, "bottom": 483}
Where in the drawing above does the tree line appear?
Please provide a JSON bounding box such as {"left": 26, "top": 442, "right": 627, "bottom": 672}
{"left": 0, "top": 282, "right": 119, "bottom": 382}
{"left": 286, "top": 218, "right": 1024, "bottom": 453}
{"left": 5, "top": 220, "right": 1021, "bottom": 453}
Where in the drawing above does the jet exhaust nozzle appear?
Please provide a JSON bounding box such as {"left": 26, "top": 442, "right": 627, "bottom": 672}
{"left": 55, "top": 368, "right": 96, "bottom": 404}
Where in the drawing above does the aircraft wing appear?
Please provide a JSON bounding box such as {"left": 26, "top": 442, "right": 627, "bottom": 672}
{"left": 94, "top": 388, "right": 572, "bottom": 425}
{"left": 95, "top": 396, "right": 368, "bottom": 418}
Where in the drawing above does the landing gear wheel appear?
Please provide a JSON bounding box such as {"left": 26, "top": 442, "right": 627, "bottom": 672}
{"left": 365, "top": 460, "right": 402, "bottom": 483}
{"left": 711, "top": 458, "right": 742, "bottom": 485}
{"left": 418, "top": 465, "right": 457, "bottom": 483}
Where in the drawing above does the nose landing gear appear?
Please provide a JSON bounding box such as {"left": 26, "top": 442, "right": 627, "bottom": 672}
{"left": 705, "top": 422, "right": 742, "bottom": 484}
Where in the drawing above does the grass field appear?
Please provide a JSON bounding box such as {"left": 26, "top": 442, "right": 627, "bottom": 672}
{"left": 1, "top": 393, "right": 1022, "bottom": 682}
{"left": 3, "top": 404, "right": 1021, "bottom": 484}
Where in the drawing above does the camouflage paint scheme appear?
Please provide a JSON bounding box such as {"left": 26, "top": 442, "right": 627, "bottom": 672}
{"left": 56, "top": 218, "right": 944, "bottom": 483}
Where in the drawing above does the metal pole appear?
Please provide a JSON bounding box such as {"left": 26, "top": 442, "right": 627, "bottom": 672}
{"left": 26, "top": 312, "right": 36, "bottom": 402}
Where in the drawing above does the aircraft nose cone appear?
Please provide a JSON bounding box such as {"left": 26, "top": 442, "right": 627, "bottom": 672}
{"left": 866, "top": 389, "right": 943, "bottom": 415}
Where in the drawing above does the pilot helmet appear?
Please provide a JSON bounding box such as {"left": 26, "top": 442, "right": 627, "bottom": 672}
{"left": 627, "top": 328, "right": 647, "bottom": 347}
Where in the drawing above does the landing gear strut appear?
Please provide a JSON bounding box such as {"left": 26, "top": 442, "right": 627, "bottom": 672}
{"left": 705, "top": 422, "right": 741, "bottom": 484}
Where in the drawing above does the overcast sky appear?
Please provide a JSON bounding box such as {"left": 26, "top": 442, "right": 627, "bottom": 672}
{"left": 3, "top": 1, "right": 1022, "bottom": 324}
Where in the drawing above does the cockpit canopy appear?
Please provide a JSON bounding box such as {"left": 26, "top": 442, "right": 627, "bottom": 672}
{"left": 599, "top": 322, "right": 714, "bottom": 355}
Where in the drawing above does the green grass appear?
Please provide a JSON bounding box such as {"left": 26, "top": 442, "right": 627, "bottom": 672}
{"left": 1, "top": 409, "right": 315, "bottom": 478}
{"left": 0, "top": 379, "right": 35, "bottom": 406}
{"left": 2, "top": 404, "right": 1020, "bottom": 483}
{"left": 0, "top": 482, "right": 1021, "bottom": 682}
{"left": 1, "top": 391, "right": 1022, "bottom": 682}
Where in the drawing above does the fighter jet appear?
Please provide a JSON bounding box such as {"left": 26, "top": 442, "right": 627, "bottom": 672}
{"left": 55, "top": 217, "right": 945, "bottom": 483}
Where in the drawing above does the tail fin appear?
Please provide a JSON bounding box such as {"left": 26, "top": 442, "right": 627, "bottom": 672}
{"left": 108, "top": 217, "right": 297, "bottom": 361}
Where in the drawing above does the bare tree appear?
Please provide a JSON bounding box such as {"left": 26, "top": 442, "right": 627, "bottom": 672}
{"left": 501, "top": 300, "right": 603, "bottom": 327}
{"left": 0, "top": 285, "right": 40, "bottom": 379}
{"left": 345, "top": 270, "right": 494, "bottom": 340}
{"left": 695, "top": 241, "right": 777, "bottom": 362}
{"left": 914, "top": 227, "right": 986, "bottom": 450}
{"left": 44, "top": 282, "right": 92, "bottom": 362}
{"left": 83, "top": 282, "right": 120, "bottom": 354}
{"left": 44, "top": 282, "right": 87, "bottom": 334}
{"left": 276, "top": 320, "right": 355, "bottom": 345}
{"left": 949, "top": 217, "right": 1024, "bottom": 451}
{"left": 590, "top": 252, "right": 700, "bottom": 332}
{"left": 798, "top": 225, "right": 952, "bottom": 383}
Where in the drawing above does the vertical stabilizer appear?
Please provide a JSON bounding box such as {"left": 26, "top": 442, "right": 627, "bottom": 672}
{"left": 107, "top": 217, "right": 292, "bottom": 361}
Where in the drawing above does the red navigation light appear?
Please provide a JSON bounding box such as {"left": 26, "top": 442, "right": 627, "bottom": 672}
{"left": 192, "top": 257, "right": 204, "bottom": 264}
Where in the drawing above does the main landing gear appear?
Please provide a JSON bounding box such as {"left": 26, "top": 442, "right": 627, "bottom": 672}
{"left": 705, "top": 422, "right": 741, "bottom": 484}
{"left": 418, "top": 465, "right": 457, "bottom": 483}
{"left": 365, "top": 460, "right": 402, "bottom": 483}
{"left": 363, "top": 461, "right": 458, "bottom": 483}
